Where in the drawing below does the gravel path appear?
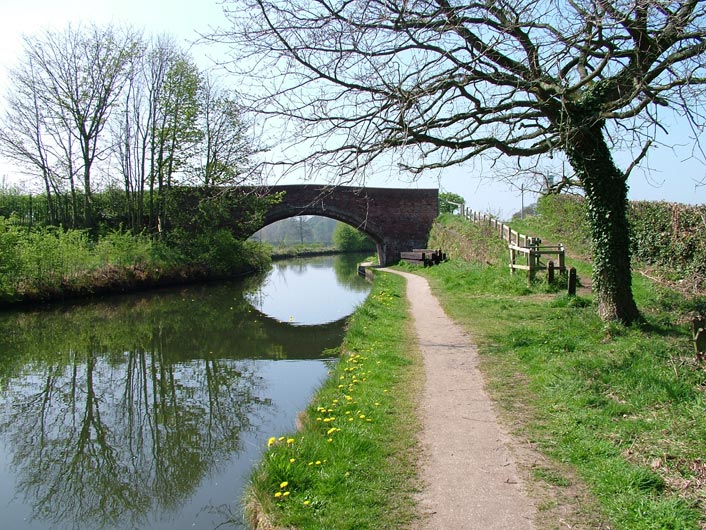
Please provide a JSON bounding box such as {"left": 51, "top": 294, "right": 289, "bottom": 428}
{"left": 383, "top": 269, "right": 536, "bottom": 530}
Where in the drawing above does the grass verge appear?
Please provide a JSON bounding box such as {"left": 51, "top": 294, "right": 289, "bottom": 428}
{"left": 412, "top": 256, "right": 706, "bottom": 530}
{"left": 244, "top": 271, "right": 423, "bottom": 530}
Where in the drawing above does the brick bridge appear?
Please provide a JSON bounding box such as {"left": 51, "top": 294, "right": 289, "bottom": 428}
{"left": 258, "top": 185, "right": 439, "bottom": 266}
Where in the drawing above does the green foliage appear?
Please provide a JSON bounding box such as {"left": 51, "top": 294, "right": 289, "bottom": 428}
{"left": 332, "top": 223, "right": 376, "bottom": 252}
{"left": 0, "top": 214, "right": 271, "bottom": 304}
{"left": 629, "top": 201, "right": 706, "bottom": 289}
{"left": 516, "top": 195, "right": 706, "bottom": 293}
{"left": 428, "top": 213, "right": 507, "bottom": 265}
{"left": 169, "top": 228, "right": 270, "bottom": 275}
{"left": 438, "top": 191, "right": 465, "bottom": 214}
{"left": 167, "top": 186, "right": 281, "bottom": 240}
{"left": 253, "top": 216, "right": 339, "bottom": 247}
{"left": 511, "top": 194, "right": 592, "bottom": 257}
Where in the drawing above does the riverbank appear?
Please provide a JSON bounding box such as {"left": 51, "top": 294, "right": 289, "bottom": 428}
{"left": 0, "top": 220, "right": 273, "bottom": 308}
{"left": 0, "top": 221, "right": 374, "bottom": 310}
{"left": 244, "top": 271, "right": 423, "bottom": 530}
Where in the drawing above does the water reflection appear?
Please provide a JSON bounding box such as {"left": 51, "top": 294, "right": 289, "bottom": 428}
{"left": 248, "top": 254, "right": 371, "bottom": 325}
{"left": 0, "top": 254, "right": 370, "bottom": 530}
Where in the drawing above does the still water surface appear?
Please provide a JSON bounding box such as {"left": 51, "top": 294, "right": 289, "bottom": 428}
{"left": 0, "top": 254, "right": 370, "bottom": 530}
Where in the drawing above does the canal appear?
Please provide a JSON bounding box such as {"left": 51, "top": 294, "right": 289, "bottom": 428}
{"left": 0, "top": 253, "right": 371, "bottom": 530}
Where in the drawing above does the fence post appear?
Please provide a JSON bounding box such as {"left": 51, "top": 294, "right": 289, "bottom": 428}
{"left": 568, "top": 267, "right": 577, "bottom": 296}
{"left": 692, "top": 316, "right": 706, "bottom": 363}
{"left": 510, "top": 247, "right": 516, "bottom": 275}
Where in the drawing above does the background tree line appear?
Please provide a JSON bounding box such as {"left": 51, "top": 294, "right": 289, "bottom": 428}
{"left": 0, "top": 24, "right": 258, "bottom": 234}
{"left": 251, "top": 215, "right": 376, "bottom": 252}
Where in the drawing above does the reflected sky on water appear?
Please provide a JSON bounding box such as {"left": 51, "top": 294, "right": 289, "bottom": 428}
{"left": 0, "top": 253, "right": 370, "bottom": 530}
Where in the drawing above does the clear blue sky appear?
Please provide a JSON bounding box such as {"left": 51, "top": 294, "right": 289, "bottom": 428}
{"left": 1, "top": 0, "right": 704, "bottom": 218}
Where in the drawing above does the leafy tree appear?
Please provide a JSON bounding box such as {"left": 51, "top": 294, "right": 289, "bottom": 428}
{"left": 194, "top": 74, "right": 256, "bottom": 188}
{"left": 333, "top": 223, "right": 376, "bottom": 252}
{"left": 218, "top": 0, "right": 706, "bottom": 323}
{"left": 439, "top": 192, "right": 465, "bottom": 214}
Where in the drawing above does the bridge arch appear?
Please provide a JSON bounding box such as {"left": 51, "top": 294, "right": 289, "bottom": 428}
{"left": 254, "top": 185, "right": 438, "bottom": 266}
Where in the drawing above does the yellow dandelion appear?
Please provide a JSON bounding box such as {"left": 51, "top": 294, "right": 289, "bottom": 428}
{"left": 267, "top": 437, "right": 276, "bottom": 447}
{"left": 280, "top": 481, "right": 289, "bottom": 489}
{"left": 287, "top": 438, "right": 295, "bottom": 444}
{"left": 303, "top": 500, "right": 311, "bottom": 506}
{"left": 289, "top": 458, "right": 296, "bottom": 463}
{"left": 283, "top": 491, "right": 290, "bottom": 497}
{"left": 274, "top": 492, "right": 282, "bottom": 498}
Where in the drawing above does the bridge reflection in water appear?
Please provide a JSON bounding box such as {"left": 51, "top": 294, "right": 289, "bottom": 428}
{"left": 0, "top": 254, "right": 370, "bottom": 530}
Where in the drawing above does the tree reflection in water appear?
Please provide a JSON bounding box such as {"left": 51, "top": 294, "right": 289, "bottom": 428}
{"left": 0, "top": 260, "right": 362, "bottom": 530}
{"left": 2, "top": 342, "right": 265, "bottom": 529}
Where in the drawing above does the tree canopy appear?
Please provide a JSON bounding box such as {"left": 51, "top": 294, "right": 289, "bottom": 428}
{"left": 215, "top": 0, "right": 706, "bottom": 322}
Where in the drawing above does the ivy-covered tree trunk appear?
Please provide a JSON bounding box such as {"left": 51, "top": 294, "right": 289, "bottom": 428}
{"left": 566, "top": 124, "right": 641, "bottom": 324}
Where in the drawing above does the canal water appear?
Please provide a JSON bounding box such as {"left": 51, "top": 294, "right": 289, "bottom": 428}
{"left": 0, "top": 253, "right": 371, "bottom": 530}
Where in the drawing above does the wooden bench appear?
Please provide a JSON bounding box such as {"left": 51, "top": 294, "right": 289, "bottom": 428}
{"left": 400, "top": 249, "right": 447, "bottom": 267}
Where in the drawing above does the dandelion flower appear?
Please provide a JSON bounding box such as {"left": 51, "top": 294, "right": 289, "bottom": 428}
{"left": 267, "top": 437, "right": 276, "bottom": 447}
{"left": 303, "top": 500, "right": 311, "bottom": 506}
{"left": 274, "top": 492, "right": 282, "bottom": 498}
{"left": 289, "top": 458, "right": 296, "bottom": 463}
{"left": 283, "top": 491, "right": 290, "bottom": 497}
{"left": 280, "top": 481, "right": 289, "bottom": 489}
{"left": 287, "top": 438, "right": 295, "bottom": 444}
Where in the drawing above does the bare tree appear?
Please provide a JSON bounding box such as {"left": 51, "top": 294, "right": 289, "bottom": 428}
{"left": 214, "top": 0, "right": 706, "bottom": 323}
{"left": 1, "top": 24, "right": 139, "bottom": 227}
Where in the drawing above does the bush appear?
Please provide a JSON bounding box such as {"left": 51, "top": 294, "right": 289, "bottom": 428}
{"left": 333, "top": 223, "right": 376, "bottom": 252}
{"left": 629, "top": 201, "right": 706, "bottom": 286}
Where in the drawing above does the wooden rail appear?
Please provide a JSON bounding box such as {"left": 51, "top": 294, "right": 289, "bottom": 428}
{"left": 459, "top": 206, "right": 566, "bottom": 281}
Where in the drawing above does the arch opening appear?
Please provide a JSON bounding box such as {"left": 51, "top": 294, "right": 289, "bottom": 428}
{"left": 249, "top": 214, "right": 380, "bottom": 259}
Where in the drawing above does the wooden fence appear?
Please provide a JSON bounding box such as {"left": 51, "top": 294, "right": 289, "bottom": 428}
{"left": 459, "top": 206, "right": 567, "bottom": 281}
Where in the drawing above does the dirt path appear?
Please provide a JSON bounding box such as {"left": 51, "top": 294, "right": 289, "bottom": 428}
{"left": 383, "top": 269, "right": 536, "bottom": 530}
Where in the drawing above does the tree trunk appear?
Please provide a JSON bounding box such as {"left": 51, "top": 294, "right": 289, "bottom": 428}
{"left": 565, "top": 125, "right": 641, "bottom": 324}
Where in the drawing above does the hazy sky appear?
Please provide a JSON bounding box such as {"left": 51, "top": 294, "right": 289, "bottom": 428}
{"left": 1, "top": 0, "right": 704, "bottom": 217}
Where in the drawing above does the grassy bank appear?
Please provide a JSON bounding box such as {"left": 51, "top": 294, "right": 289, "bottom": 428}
{"left": 245, "top": 271, "right": 422, "bottom": 530}
{"left": 418, "top": 216, "right": 706, "bottom": 529}
{"left": 0, "top": 217, "right": 270, "bottom": 306}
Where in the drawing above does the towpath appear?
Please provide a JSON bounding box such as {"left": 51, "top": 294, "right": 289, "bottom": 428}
{"left": 383, "top": 269, "right": 536, "bottom": 530}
